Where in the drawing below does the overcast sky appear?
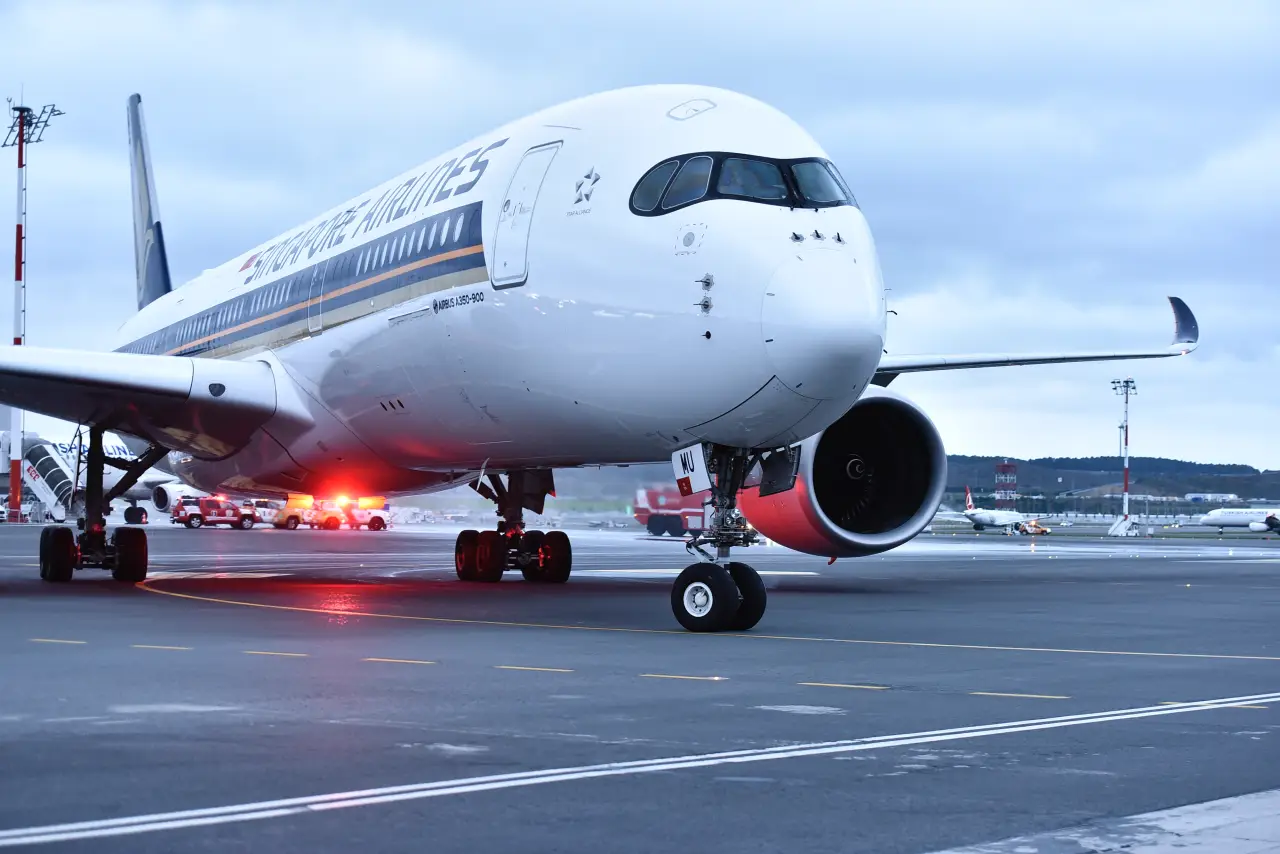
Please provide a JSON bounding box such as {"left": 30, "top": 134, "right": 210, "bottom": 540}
{"left": 1, "top": 1, "right": 1276, "bottom": 469}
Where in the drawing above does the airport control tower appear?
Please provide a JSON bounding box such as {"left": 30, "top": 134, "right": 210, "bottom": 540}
{"left": 994, "top": 460, "right": 1018, "bottom": 510}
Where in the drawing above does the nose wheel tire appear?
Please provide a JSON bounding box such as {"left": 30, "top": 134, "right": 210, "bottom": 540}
{"left": 671, "top": 563, "right": 741, "bottom": 632}
{"left": 455, "top": 529, "right": 480, "bottom": 580}
{"left": 725, "top": 562, "right": 767, "bottom": 631}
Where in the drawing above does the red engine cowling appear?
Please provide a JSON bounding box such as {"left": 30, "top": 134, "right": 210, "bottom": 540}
{"left": 738, "top": 388, "right": 947, "bottom": 558}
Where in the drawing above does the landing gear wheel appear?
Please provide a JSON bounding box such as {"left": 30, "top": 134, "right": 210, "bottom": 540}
{"left": 539, "top": 531, "right": 572, "bottom": 584}
{"left": 671, "top": 563, "right": 740, "bottom": 632}
{"left": 519, "top": 530, "right": 546, "bottom": 582}
{"left": 726, "top": 562, "right": 766, "bottom": 631}
{"left": 475, "top": 530, "right": 508, "bottom": 582}
{"left": 39, "top": 527, "right": 51, "bottom": 580}
{"left": 41, "top": 526, "right": 76, "bottom": 584}
{"left": 111, "top": 527, "right": 148, "bottom": 583}
{"left": 455, "top": 529, "right": 479, "bottom": 581}
{"left": 123, "top": 506, "right": 145, "bottom": 525}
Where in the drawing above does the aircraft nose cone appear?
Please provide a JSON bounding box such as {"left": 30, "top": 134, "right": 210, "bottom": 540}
{"left": 762, "top": 252, "right": 881, "bottom": 400}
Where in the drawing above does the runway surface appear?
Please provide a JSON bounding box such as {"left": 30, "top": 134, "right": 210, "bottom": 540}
{"left": 2, "top": 525, "right": 1278, "bottom": 852}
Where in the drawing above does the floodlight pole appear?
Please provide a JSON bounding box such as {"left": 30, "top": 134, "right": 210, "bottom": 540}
{"left": 1112, "top": 378, "right": 1137, "bottom": 521}
{"left": 3, "top": 100, "right": 63, "bottom": 522}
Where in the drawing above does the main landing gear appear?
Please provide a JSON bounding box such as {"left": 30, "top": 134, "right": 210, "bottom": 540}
{"left": 670, "top": 445, "right": 770, "bottom": 633}
{"left": 38, "top": 426, "right": 167, "bottom": 585}
{"left": 454, "top": 470, "right": 572, "bottom": 584}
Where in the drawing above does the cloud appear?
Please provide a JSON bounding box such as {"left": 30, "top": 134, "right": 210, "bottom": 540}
{"left": 0, "top": 0, "right": 1275, "bottom": 469}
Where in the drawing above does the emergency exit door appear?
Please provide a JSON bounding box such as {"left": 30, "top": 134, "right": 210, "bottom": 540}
{"left": 491, "top": 142, "right": 561, "bottom": 289}
{"left": 307, "top": 259, "right": 329, "bottom": 333}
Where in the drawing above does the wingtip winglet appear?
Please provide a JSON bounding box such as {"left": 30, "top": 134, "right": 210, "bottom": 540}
{"left": 1167, "top": 296, "right": 1199, "bottom": 352}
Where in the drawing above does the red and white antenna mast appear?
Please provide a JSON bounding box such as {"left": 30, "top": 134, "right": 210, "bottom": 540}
{"left": 3, "top": 99, "right": 63, "bottom": 522}
{"left": 1111, "top": 377, "right": 1137, "bottom": 521}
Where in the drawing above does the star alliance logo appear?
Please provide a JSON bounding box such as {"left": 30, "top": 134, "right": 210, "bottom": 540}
{"left": 574, "top": 168, "right": 600, "bottom": 204}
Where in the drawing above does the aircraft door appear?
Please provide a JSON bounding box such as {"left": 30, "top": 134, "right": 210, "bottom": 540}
{"left": 307, "top": 259, "right": 329, "bottom": 333}
{"left": 491, "top": 141, "right": 561, "bottom": 289}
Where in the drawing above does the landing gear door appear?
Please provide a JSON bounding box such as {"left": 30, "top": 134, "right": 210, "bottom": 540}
{"left": 307, "top": 259, "right": 329, "bottom": 333}
{"left": 491, "top": 142, "right": 561, "bottom": 289}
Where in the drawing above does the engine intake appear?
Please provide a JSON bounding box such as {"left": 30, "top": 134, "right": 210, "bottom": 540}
{"left": 152, "top": 484, "right": 206, "bottom": 512}
{"left": 739, "top": 388, "right": 947, "bottom": 558}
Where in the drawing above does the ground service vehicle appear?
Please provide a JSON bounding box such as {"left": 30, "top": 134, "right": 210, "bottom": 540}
{"left": 634, "top": 487, "right": 705, "bottom": 537}
{"left": 305, "top": 497, "right": 390, "bottom": 530}
{"left": 171, "top": 496, "right": 257, "bottom": 529}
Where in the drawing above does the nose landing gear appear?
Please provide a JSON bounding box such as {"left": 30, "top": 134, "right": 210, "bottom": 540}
{"left": 453, "top": 469, "right": 571, "bottom": 584}
{"left": 672, "top": 445, "right": 770, "bottom": 632}
{"left": 38, "top": 426, "right": 166, "bottom": 584}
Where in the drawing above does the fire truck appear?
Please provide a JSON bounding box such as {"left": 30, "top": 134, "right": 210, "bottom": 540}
{"left": 170, "top": 496, "right": 259, "bottom": 529}
{"left": 634, "top": 486, "right": 705, "bottom": 537}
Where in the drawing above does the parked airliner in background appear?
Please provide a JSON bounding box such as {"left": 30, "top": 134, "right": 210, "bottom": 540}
{"left": 2, "top": 85, "right": 1199, "bottom": 632}
{"left": 1198, "top": 507, "right": 1280, "bottom": 534}
{"left": 962, "top": 486, "right": 1053, "bottom": 534}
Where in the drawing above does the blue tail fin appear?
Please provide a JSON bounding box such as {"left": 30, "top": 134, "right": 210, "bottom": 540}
{"left": 127, "top": 94, "right": 173, "bottom": 310}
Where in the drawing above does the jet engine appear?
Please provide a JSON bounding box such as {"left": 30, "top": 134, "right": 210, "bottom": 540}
{"left": 152, "top": 484, "right": 205, "bottom": 512}
{"left": 738, "top": 388, "right": 948, "bottom": 558}
{"left": 1248, "top": 518, "right": 1279, "bottom": 533}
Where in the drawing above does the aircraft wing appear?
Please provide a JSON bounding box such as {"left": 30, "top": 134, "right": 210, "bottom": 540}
{"left": 0, "top": 345, "right": 304, "bottom": 458}
{"left": 873, "top": 296, "right": 1198, "bottom": 386}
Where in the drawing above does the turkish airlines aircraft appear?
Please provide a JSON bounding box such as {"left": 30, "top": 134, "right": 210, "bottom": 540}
{"left": 1197, "top": 508, "right": 1280, "bottom": 534}
{"left": 8, "top": 86, "right": 1199, "bottom": 632}
{"left": 962, "top": 486, "right": 1050, "bottom": 533}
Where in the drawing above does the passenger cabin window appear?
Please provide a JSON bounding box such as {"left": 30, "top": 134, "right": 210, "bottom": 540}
{"left": 630, "top": 160, "right": 679, "bottom": 212}
{"left": 661, "top": 156, "right": 713, "bottom": 209}
{"left": 717, "top": 158, "right": 788, "bottom": 201}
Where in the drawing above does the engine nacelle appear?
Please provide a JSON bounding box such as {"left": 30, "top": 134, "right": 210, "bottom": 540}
{"left": 152, "top": 484, "right": 206, "bottom": 512}
{"left": 1249, "top": 521, "right": 1271, "bottom": 533}
{"left": 739, "top": 388, "right": 948, "bottom": 558}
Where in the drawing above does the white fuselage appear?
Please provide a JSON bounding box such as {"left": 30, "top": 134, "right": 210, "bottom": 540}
{"left": 964, "top": 508, "right": 1033, "bottom": 528}
{"left": 1198, "top": 508, "right": 1280, "bottom": 528}
{"left": 112, "top": 86, "right": 886, "bottom": 500}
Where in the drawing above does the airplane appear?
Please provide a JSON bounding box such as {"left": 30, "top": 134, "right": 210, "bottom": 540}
{"left": 962, "top": 486, "right": 1054, "bottom": 534}
{"left": 0, "top": 430, "right": 179, "bottom": 523}
{"left": 1197, "top": 507, "right": 1280, "bottom": 534}
{"left": 2, "top": 85, "right": 1199, "bottom": 632}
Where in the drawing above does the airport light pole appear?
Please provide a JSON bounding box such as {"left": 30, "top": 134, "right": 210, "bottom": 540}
{"left": 3, "top": 100, "right": 63, "bottom": 522}
{"left": 1112, "top": 377, "right": 1137, "bottom": 521}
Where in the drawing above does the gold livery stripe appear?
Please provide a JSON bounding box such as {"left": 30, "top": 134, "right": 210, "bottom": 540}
{"left": 166, "top": 244, "right": 485, "bottom": 355}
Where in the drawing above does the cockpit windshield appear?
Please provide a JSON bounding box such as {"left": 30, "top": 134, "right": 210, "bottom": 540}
{"left": 717, "top": 158, "right": 789, "bottom": 201}
{"left": 790, "top": 161, "right": 849, "bottom": 205}
{"left": 630, "top": 152, "right": 856, "bottom": 215}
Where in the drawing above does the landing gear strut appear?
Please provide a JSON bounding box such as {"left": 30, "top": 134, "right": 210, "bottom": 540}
{"left": 671, "top": 445, "right": 767, "bottom": 633}
{"left": 38, "top": 427, "right": 166, "bottom": 584}
{"left": 454, "top": 469, "right": 571, "bottom": 584}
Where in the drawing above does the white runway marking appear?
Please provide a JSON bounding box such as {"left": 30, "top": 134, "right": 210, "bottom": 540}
{"left": 2, "top": 691, "right": 1278, "bottom": 847}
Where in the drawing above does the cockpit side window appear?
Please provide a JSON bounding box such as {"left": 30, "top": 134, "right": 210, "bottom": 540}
{"left": 661, "top": 156, "right": 714, "bottom": 209}
{"left": 717, "top": 158, "right": 788, "bottom": 201}
{"left": 791, "top": 160, "right": 849, "bottom": 206}
{"left": 631, "top": 160, "right": 680, "bottom": 212}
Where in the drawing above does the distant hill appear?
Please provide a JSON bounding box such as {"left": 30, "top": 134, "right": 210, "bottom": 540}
{"left": 409, "top": 455, "right": 1280, "bottom": 508}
